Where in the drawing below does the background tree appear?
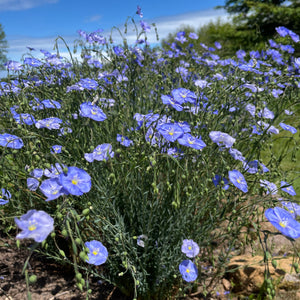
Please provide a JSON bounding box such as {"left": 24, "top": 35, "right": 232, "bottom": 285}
{"left": 162, "top": 0, "right": 300, "bottom": 57}
{"left": 216, "top": 0, "right": 286, "bottom": 15}
{"left": 227, "top": 1, "right": 300, "bottom": 40}
{"left": 0, "top": 23, "right": 8, "bottom": 70}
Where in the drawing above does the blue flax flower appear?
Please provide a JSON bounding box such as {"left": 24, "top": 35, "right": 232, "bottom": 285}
{"left": 13, "top": 113, "right": 36, "bottom": 125}
{"left": 140, "top": 20, "right": 151, "bottom": 32}
{"left": 281, "top": 181, "right": 296, "bottom": 196}
{"left": 0, "top": 188, "right": 11, "bottom": 205}
{"left": 80, "top": 102, "right": 107, "bottom": 122}
{"left": 284, "top": 109, "right": 294, "bottom": 116}
{"left": 4, "top": 60, "right": 23, "bottom": 71}
{"left": 171, "top": 88, "right": 197, "bottom": 104}
{"left": 27, "top": 178, "right": 39, "bottom": 191}
{"left": 85, "top": 240, "right": 108, "bottom": 265}
{"left": 161, "top": 95, "right": 183, "bottom": 111}
{"left": 279, "top": 123, "right": 297, "bottom": 134}
{"left": 258, "top": 107, "right": 274, "bottom": 119}
{"left": 281, "top": 201, "right": 300, "bottom": 219}
{"left": 194, "top": 79, "right": 209, "bottom": 89}
{"left": 41, "top": 99, "right": 61, "bottom": 109}
{"left": 228, "top": 170, "right": 248, "bottom": 193}
{"left": 136, "top": 5, "right": 143, "bottom": 17}
{"left": 181, "top": 239, "right": 199, "bottom": 258}
{"left": 175, "top": 121, "right": 191, "bottom": 133}
{"left": 276, "top": 26, "right": 299, "bottom": 42}
{"left": 44, "top": 163, "right": 65, "bottom": 178}
{"left": 24, "top": 57, "right": 43, "bottom": 67}
{"left": 243, "top": 160, "right": 269, "bottom": 174}
{"left": 60, "top": 166, "right": 91, "bottom": 196}
{"left": 213, "top": 175, "right": 229, "bottom": 190}
{"left": 79, "top": 78, "right": 98, "bottom": 90}
{"left": 85, "top": 143, "right": 114, "bottom": 162}
{"left": 0, "top": 133, "right": 24, "bottom": 149}
{"left": 260, "top": 180, "right": 277, "bottom": 195}
{"left": 177, "top": 133, "right": 206, "bottom": 150}
{"left": 272, "top": 89, "right": 283, "bottom": 98}
{"left": 157, "top": 123, "right": 184, "bottom": 142}
{"left": 51, "top": 145, "right": 62, "bottom": 154}
{"left": 265, "top": 207, "right": 300, "bottom": 239}
{"left": 229, "top": 148, "right": 245, "bottom": 162}
{"left": 215, "top": 41, "right": 222, "bottom": 49}
{"left": 175, "top": 31, "right": 187, "bottom": 43}
{"left": 167, "top": 147, "right": 184, "bottom": 159}
{"left": 117, "top": 134, "right": 133, "bottom": 147}
{"left": 35, "top": 117, "right": 62, "bottom": 130}
{"left": 179, "top": 260, "right": 198, "bottom": 282}
{"left": 30, "top": 168, "right": 43, "bottom": 178}
{"left": 15, "top": 210, "right": 54, "bottom": 242}
{"left": 137, "top": 234, "right": 148, "bottom": 247}
{"left": 209, "top": 131, "right": 235, "bottom": 148}
{"left": 40, "top": 178, "right": 65, "bottom": 201}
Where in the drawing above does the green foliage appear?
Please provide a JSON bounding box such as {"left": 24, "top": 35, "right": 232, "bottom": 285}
{"left": 161, "top": 19, "right": 266, "bottom": 58}
{"left": 216, "top": 0, "right": 286, "bottom": 15}
{"left": 232, "top": 1, "right": 300, "bottom": 54}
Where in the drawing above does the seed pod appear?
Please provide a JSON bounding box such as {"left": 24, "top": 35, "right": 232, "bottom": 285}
{"left": 76, "top": 273, "right": 82, "bottom": 281}
{"left": 29, "top": 275, "right": 37, "bottom": 284}
{"left": 82, "top": 208, "right": 90, "bottom": 216}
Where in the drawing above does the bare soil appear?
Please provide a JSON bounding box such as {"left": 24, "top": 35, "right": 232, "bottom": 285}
{"left": 0, "top": 232, "right": 130, "bottom": 300}
{"left": 0, "top": 231, "right": 237, "bottom": 300}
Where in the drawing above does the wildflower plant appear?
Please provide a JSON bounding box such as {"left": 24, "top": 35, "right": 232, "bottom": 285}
{"left": 0, "top": 7, "right": 299, "bottom": 300}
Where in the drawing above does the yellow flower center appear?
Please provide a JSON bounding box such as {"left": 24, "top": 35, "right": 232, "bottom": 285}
{"left": 52, "top": 190, "right": 58, "bottom": 195}
{"left": 72, "top": 178, "right": 78, "bottom": 185}
{"left": 28, "top": 224, "right": 37, "bottom": 231}
{"left": 237, "top": 179, "right": 241, "bottom": 183}
{"left": 188, "top": 246, "right": 192, "bottom": 250}
{"left": 186, "top": 269, "right": 190, "bottom": 273}
{"left": 92, "top": 250, "right": 98, "bottom": 255}
{"left": 279, "top": 221, "right": 287, "bottom": 228}
{"left": 91, "top": 109, "right": 97, "bottom": 115}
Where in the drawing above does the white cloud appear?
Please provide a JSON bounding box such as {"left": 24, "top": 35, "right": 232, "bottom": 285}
{"left": 85, "top": 15, "right": 102, "bottom": 23}
{"left": 0, "top": 0, "right": 59, "bottom": 11}
{"left": 3, "top": 8, "right": 230, "bottom": 64}
{"left": 109, "top": 8, "right": 230, "bottom": 44}
{"left": 5, "top": 34, "right": 78, "bottom": 62}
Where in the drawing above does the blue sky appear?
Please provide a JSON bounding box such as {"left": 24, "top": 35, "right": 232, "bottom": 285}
{"left": 0, "top": 0, "right": 229, "bottom": 70}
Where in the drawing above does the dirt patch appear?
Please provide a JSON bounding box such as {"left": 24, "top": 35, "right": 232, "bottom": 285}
{"left": 0, "top": 234, "right": 231, "bottom": 300}
{"left": 2, "top": 227, "right": 300, "bottom": 300}
{"left": 0, "top": 234, "right": 129, "bottom": 300}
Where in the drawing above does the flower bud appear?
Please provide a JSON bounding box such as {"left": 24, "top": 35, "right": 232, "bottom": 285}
{"left": 29, "top": 275, "right": 37, "bottom": 284}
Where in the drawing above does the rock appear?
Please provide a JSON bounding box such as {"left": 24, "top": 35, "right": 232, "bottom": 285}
{"left": 226, "top": 254, "right": 296, "bottom": 295}
{"left": 278, "top": 273, "right": 300, "bottom": 290}
{"left": 222, "top": 278, "right": 231, "bottom": 291}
